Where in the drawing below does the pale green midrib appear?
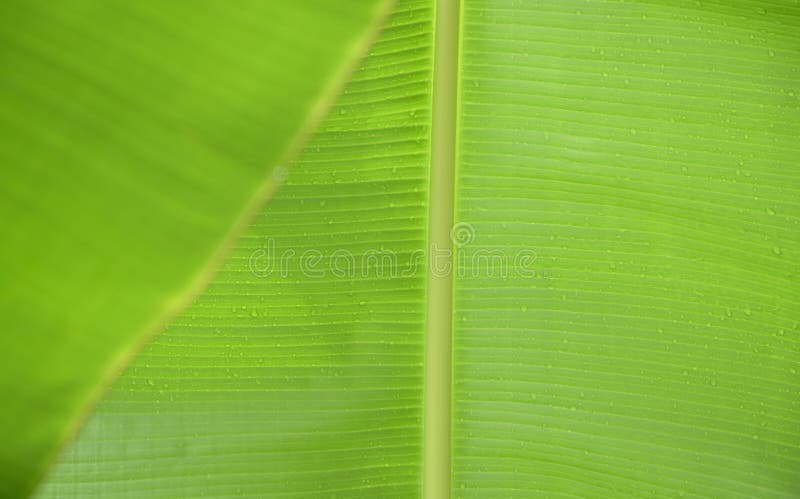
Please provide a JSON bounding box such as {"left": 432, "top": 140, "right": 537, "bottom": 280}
{"left": 423, "top": 0, "right": 459, "bottom": 498}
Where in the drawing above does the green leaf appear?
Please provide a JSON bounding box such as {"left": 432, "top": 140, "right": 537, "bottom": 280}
{"left": 0, "top": 0, "right": 389, "bottom": 496}
{"left": 452, "top": 2, "right": 799, "bottom": 496}
{"left": 26, "top": 0, "right": 800, "bottom": 497}
{"left": 37, "top": 3, "right": 433, "bottom": 496}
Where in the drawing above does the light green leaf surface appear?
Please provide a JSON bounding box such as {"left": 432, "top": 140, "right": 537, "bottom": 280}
{"left": 0, "top": 1, "right": 388, "bottom": 496}
{"left": 453, "top": 2, "right": 799, "bottom": 496}
{"left": 33, "top": 0, "right": 800, "bottom": 497}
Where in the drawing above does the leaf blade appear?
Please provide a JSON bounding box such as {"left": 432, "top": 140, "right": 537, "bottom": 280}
{"left": 0, "top": 0, "right": 389, "bottom": 495}
{"left": 35, "top": 1, "right": 435, "bottom": 497}
{"left": 452, "top": 1, "right": 800, "bottom": 496}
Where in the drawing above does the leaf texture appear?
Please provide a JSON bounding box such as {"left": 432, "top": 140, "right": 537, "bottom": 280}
{"left": 36, "top": 2, "right": 434, "bottom": 497}
{"left": 36, "top": 0, "right": 800, "bottom": 497}
{"left": 452, "top": 1, "right": 799, "bottom": 496}
{"left": 0, "top": 0, "right": 388, "bottom": 496}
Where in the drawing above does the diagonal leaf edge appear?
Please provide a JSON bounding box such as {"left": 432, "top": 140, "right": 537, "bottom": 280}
{"left": 0, "top": 1, "right": 395, "bottom": 496}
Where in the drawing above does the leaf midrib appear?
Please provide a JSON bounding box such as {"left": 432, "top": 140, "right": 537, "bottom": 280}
{"left": 423, "top": 0, "right": 460, "bottom": 497}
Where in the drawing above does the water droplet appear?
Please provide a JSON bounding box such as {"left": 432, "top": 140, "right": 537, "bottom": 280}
{"left": 767, "top": 208, "right": 776, "bottom": 215}
{"left": 773, "top": 247, "right": 782, "bottom": 255}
